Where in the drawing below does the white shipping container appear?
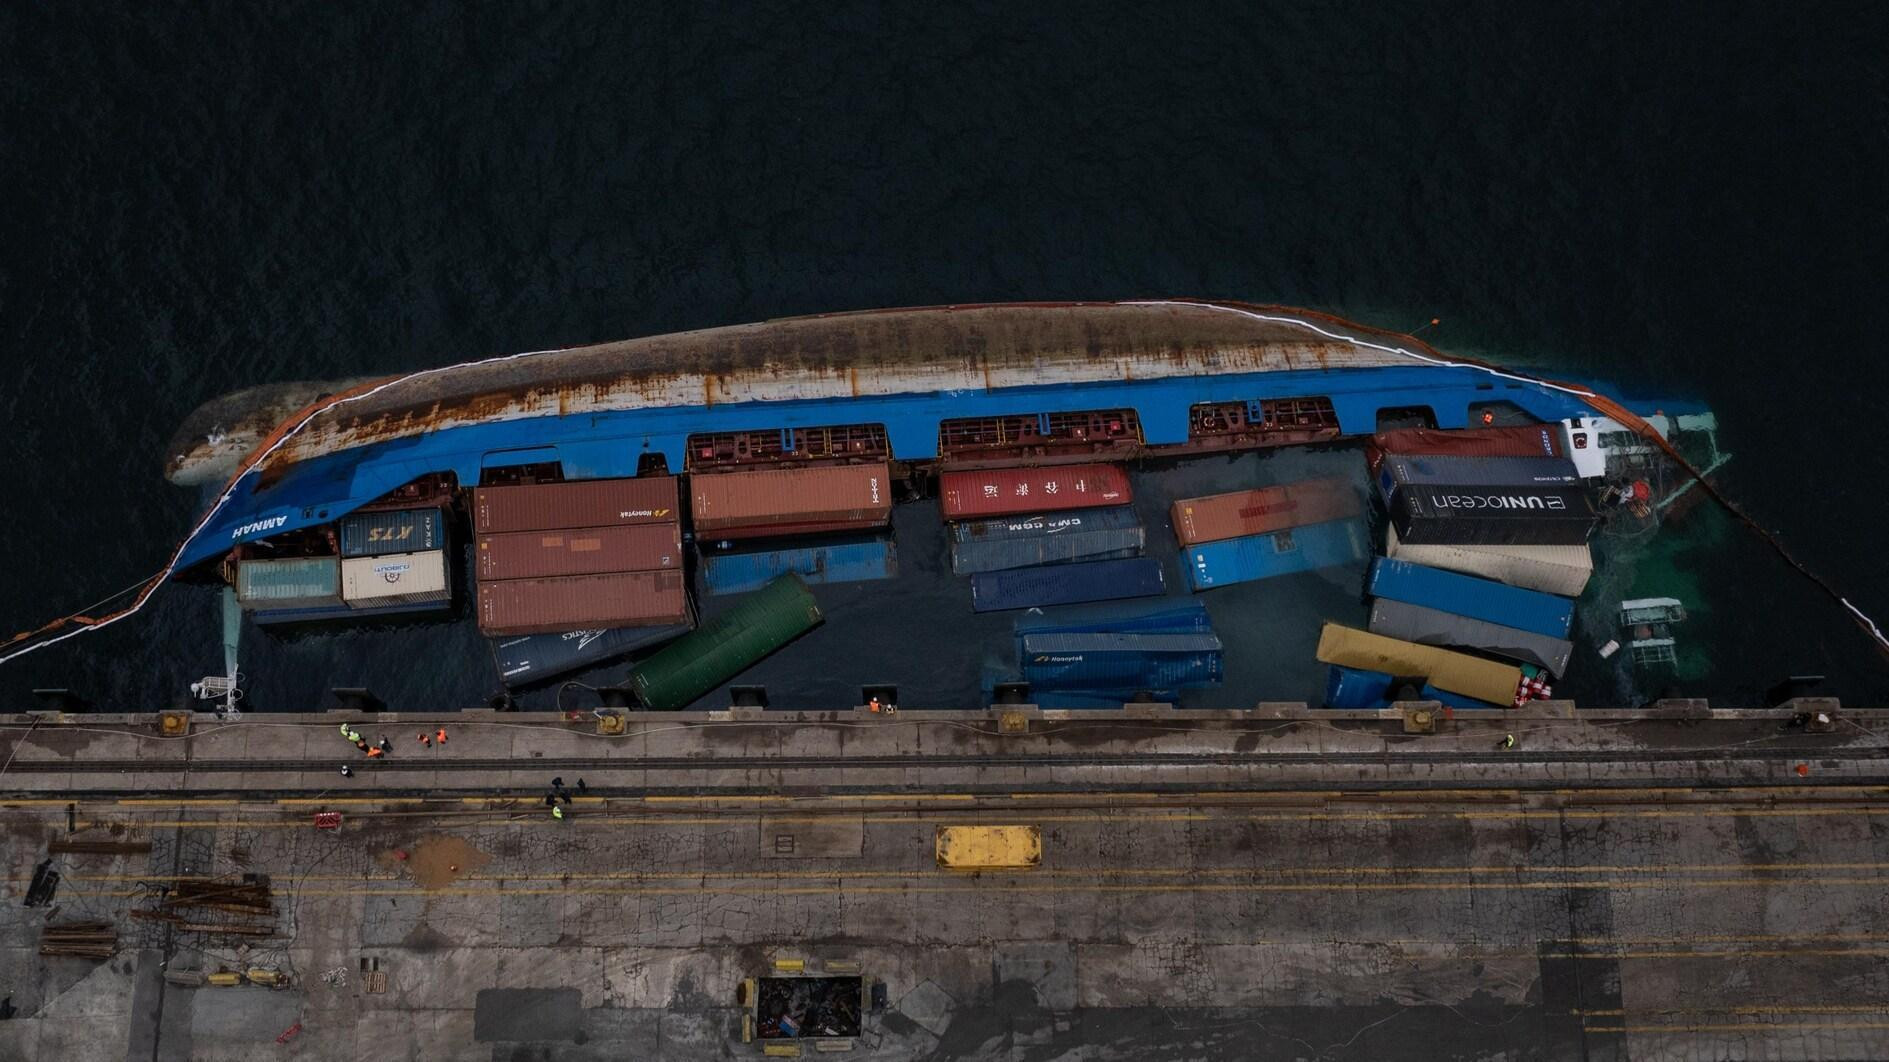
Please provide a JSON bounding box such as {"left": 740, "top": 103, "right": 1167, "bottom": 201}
{"left": 341, "top": 550, "right": 451, "bottom": 608}
{"left": 1384, "top": 526, "right": 1593, "bottom": 597}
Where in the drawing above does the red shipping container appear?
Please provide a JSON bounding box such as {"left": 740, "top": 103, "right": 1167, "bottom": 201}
{"left": 477, "top": 569, "right": 689, "bottom": 635}
{"left": 476, "top": 523, "right": 683, "bottom": 581}
{"left": 939, "top": 464, "right": 1132, "bottom": 520}
{"left": 1170, "top": 477, "right": 1363, "bottom": 546}
{"left": 473, "top": 477, "right": 680, "bottom": 534}
{"left": 1368, "top": 425, "right": 1566, "bottom": 470}
{"left": 690, "top": 463, "right": 893, "bottom": 536}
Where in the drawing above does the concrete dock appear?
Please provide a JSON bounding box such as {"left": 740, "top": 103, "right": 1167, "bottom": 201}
{"left": 3, "top": 702, "right": 1888, "bottom": 1060}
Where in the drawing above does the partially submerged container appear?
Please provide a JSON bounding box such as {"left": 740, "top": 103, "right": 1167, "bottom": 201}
{"left": 473, "top": 476, "right": 680, "bottom": 534}
{"left": 1180, "top": 518, "right": 1369, "bottom": 592}
{"left": 939, "top": 464, "right": 1132, "bottom": 520}
{"left": 950, "top": 506, "right": 1144, "bottom": 574}
{"left": 340, "top": 551, "right": 452, "bottom": 610}
{"left": 1315, "top": 622, "right": 1523, "bottom": 707}
{"left": 1371, "top": 424, "right": 1567, "bottom": 462}
{"left": 1384, "top": 525, "right": 1593, "bottom": 597}
{"left": 338, "top": 507, "right": 445, "bottom": 557}
{"left": 1390, "top": 484, "right": 1597, "bottom": 546}
{"left": 1368, "top": 597, "right": 1573, "bottom": 676}
{"left": 1169, "top": 477, "right": 1361, "bottom": 546}
{"left": 1324, "top": 665, "right": 1395, "bottom": 709}
{"left": 491, "top": 622, "right": 694, "bottom": 686}
{"left": 1019, "top": 632, "right": 1224, "bottom": 690}
{"left": 476, "top": 569, "right": 689, "bottom": 635}
{"left": 1367, "top": 557, "right": 1573, "bottom": 638}
{"left": 235, "top": 556, "right": 342, "bottom": 611}
{"left": 476, "top": 523, "right": 684, "bottom": 581}
{"left": 628, "top": 574, "right": 824, "bottom": 709}
{"left": 700, "top": 539, "right": 898, "bottom": 596}
{"left": 969, "top": 556, "right": 1166, "bottom": 612}
{"left": 689, "top": 463, "right": 892, "bottom": 539}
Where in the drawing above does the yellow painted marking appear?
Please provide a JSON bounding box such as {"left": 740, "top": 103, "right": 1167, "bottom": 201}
{"left": 1576, "top": 1005, "right": 1889, "bottom": 1017}
{"left": 117, "top": 798, "right": 239, "bottom": 806}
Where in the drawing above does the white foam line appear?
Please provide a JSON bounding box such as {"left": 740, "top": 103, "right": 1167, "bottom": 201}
{"left": 0, "top": 342, "right": 577, "bottom": 664}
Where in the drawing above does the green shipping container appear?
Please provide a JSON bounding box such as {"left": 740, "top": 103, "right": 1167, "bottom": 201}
{"left": 627, "top": 575, "right": 823, "bottom": 709}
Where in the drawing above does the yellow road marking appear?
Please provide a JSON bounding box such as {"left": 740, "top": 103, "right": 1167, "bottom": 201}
{"left": 1577, "top": 1005, "right": 1889, "bottom": 1017}
{"left": 1585, "top": 1021, "right": 1889, "bottom": 1034}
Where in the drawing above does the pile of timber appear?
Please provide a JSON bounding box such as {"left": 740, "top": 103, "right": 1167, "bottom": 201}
{"left": 41, "top": 923, "right": 116, "bottom": 959}
{"left": 130, "top": 876, "right": 278, "bottom": 938}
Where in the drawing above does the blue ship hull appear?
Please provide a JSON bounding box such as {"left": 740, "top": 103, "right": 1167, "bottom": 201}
{"left": 181, "top": 362, "right": 1667, "bottom": 572}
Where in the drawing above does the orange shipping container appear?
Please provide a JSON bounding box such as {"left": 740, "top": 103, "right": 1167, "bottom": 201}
{"left": 1169, "top": 477, "right": 1361, "bottom": 546}
{"left": 477, "top": 569, "right": 690, "bottom": 635}
{"left": 473, "top": 477, "right": 679, "bottom": 534}
{"left": 476, "top": 523, "right": 683, "bottom": 581}
{"left": 690, "top": 463, "right": 893, "bottom": 538}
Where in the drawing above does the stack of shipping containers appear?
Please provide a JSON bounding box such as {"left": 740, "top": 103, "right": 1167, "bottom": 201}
{"left": 474, "top": 477, "right": 692, "bottom": 684}
{"left": 691, "top": 463, "right": 899, "bottom": 596}
{"left": 938, "top": 464, "right": 1161, "bottom": 611}
{"left": 1321, "top": 425, "right": 1598, "bottom": 709}
{"left": 1169, "top": 477, "right": 1368, "bottom": 591}
{"left": 236, "top": 506, "right": 450, "bottom": 624}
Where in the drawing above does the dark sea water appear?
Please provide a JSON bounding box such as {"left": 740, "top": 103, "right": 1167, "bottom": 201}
{"left": 2, "top": 3, "right": 1885, "bottom": 711}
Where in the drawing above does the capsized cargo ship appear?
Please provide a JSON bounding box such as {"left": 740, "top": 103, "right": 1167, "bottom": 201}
{"left": 140, "top": 300, "right": 1727, "bottom": 706}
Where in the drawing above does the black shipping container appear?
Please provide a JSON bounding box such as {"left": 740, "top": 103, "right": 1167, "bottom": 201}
{"left": 491, "top": 623, "right": 693, "bottom": 687}
{"left": 1391, "top": 484, "right": 1597, "bottom": 546}
{"left": 969, "top": 557, "right": 1166, "bottom": 613}
{"left": 338, "top": 508, "right": 445, "bottom": 557}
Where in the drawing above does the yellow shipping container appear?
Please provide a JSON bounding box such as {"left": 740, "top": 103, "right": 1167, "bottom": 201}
{"left": 1314, "top": 623, "right": 1521, "bottom": 706}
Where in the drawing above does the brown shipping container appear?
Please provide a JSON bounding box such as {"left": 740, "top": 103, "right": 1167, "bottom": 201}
{"left": 473, "top": 477, "right": 680, "bottom": 534}
{"left": 1368, "top": 425, "right": 1566, "bottom": 469}
{"left": 477, "top": 523, "right": 684, "bottom": 581}
{"left": 939, "top": 464, "right": 1133, "bottom": 520}
{"left": 1169, "top": 477, "right": 1362, "bottom": 546}
{"left": 477, "top": 569, "right": 689, "bottom": 635}
{"left": 690, "top": 463, "right": 893, "bottom": 535}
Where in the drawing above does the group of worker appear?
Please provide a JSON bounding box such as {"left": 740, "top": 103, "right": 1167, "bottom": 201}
{"left": 338, "top": 724, "right": 448, "bottom": 777}
{"left": 545, "top": 776, "right": 585, "bottom": 820}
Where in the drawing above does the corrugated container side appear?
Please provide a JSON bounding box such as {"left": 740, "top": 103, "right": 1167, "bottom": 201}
{"left": 1169, "top": 478, "right": 1362, "bottom": 546}
{"left": 476, "top": 523, "right": 683, "bottom": 581}
{"left": 1180, "top": 518, "right": 1369, "bottom": 592}
{"left": 235, "top": 557, "right": 342, "bottom": 610}
{"left": 1375, "top": 456, "right": 1582, "bottom": 504}
{"left": 1368, "top": 598, "right": 1574, "bottom": 676}
{"left": 628, "top": 575, "right": 824, "bottom": 709}
{"left": 689, "top": 463, "right": 893, "bottom": 535}
{"left": 950, "top": 506, "right": 1142, "bottom": 543}
{"left": 1314, "top": 623, "right": 1523, "bottom": 707}
{"left": 940, "top": 464, "right": 1132, "bottom": 519}
{"left": 473, "top": 477, "right": 680, "bottom": 534}
{"left": 950, "top": 529, "right": 1143, "bottom": 575}
{"left": 341, "top": 551, "right": 452, "bottom": 608}
{"left": 477, "top": 569, "right": 689, "bottom": 635}
{"left": 339, "top": 508, "right": 445, "bottom": 557}
{"left": 1019, "top": 632, "right": 1224, "bottom": 690}
{"left": 1367, "top": 557, "right": 1573, "bottom": 638}
{"left": 1013, "top": 598, "right": 1211, "bottom": 638}
{"left": 492, "top": 620, "right": 695, "bottom": 687}
{"left": 1324, "top": 665, "right": 1395, "bottom": 709}
{"left": 1391, "top": 485, "right": 1597, "bottom": 546}
{"left": 969, "top": 557, "right": 1166, "bottom": 613}
{"left": 1383, "top": 525, "right": 1593, "bottom": 597}
{"left": 700, "top": 540, "right": 898, "bottom": 596}
{"left": 1371, "top": 425, "right": 1567, "bottom": 461}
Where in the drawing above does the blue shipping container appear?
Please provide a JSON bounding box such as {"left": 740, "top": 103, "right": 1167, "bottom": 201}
{"left": 1324, "top": 665, "right": 1396, "bottom": 709}
{"left": 1029, "top": 690, "right": 1180, "bottom": 709}
{"left": 951, "top": 506, "right": 1144, "bottom": 574}
{"left": 1181, "top": 518, "right": 1368, "bottom": 592}
{"left": 950, "top": 505, "right": 1142, "bottom": 543}
{"left": 1367, "top": 557, "right": 1573, "bottom": 638}
{"left": 1014, "top": 598, "right": 1212, "bottom": 639}
{"left": 1019, "top": 632, "right": 1224, "bottom": 690}
{"left": 492, "top": 623, "right": 693, "bottom": 686}
{"left": 338, "top": 507, "right": 446, "bottom": 557}
{"left": 701, "top": 540, "right": 897, "bottom": 596}
{"left": 970, "top": 557, "right": 1166, "bottom": 613}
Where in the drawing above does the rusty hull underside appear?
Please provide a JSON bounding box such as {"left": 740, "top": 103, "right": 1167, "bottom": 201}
{"left": 165, "top": 301, "right": 1427, "bottom": 486}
